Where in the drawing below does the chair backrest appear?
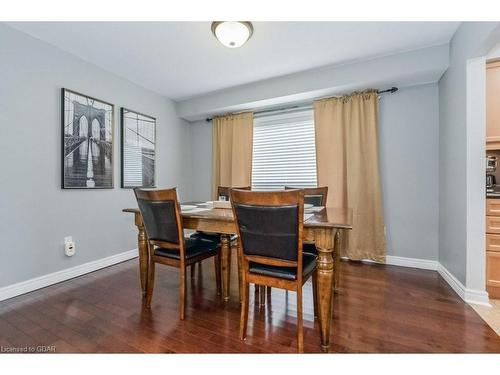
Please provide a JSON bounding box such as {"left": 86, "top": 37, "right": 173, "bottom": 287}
{"left": 217, "top": 185, "right": 251, "bottom": 201}
{"left": 285, "top": 186, "right": 328, "bottom": 206}
{"left": 134, "top": 188, "right": 183, "bottom": 247}
{"left": 230, "top": 189, "right": 304, "bottom": 263}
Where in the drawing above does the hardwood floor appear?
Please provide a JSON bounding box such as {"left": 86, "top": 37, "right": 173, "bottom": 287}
{"left": 1, "top": 257, "right": 499, "bottom": 353}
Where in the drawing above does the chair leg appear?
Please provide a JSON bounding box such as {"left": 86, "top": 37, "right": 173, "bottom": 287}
{"left": 240, "top": 281, "right": 250, "bottom": 340}
{"left": 237, "top": 245, "right": 243, "bottom": 303}
{"left": 259, "top": 285, "right": 265, "bottom": 307}
{"left": 297, "top": 287, "right": 304, "bottom": 353}
{"left": 180, "top": 266, "right": 187, "bottom": 320}
{"left": 190, "top": 263, "right": 196, "bottom": 279}
{"left": 145, "top": 259, "right": 155, "bottom": 308}
{"left": 214, "top": 252, "right": 222, "bottom": 296}
{"left": 312, "top": 269, "right": 318, "bottom": 319}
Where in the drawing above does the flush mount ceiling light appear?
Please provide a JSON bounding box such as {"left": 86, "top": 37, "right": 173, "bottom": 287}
{"left": 211, "top": 21, "right": 253, "bottom": 48}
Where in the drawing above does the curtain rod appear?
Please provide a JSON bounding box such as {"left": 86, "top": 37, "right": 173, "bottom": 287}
{"left": 204, "top": 86, "right": 398, "bottom": 122}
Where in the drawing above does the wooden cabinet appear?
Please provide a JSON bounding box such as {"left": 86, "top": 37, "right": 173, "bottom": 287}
{"left": 486, "top": 234, "right": 500, "bottom": 252}
{"left": 486, "top": 252, "right": 500, "bottom": 298}
{"left": 486, "top": 198, "right": 500, "bottom": 215}
{"left": 486, "top": 61, "right": 500, "bottom": 298}
{"left": 486, "top": 216, "right": 500, "bottom": 234}
{"left": 487, "top": 61, "right": 500, "bottom": 150}
{"left": 486, "top": 198, "right": 500, "bottom": 299}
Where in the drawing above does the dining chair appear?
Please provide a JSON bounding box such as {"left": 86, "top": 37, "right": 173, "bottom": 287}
{"left": 217, "top": 185, "right": 251, "bottom": 200}
{"left": 284, "top": 186, "right": 328, "bottom": 206}
{"left": 190, "top": 185, "right": 251, "bottom": 244}
{"left": 134, "top": 188, "right": 222, "bottom": 320}
{"left": 190, "top": 185, "right": 251, "bottom": 288}
{"left": 286, "top": 186, "right": 343, "bottom": 295}
{"left": 230, "top": 188, "right": 318, "bottom": 352}
{"left": 285, "top": 186, "right": 329, "bottom": 255}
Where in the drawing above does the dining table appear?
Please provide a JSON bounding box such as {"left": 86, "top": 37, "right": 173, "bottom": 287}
{"left": 123, "top": 202, "right": 352, "bottom": 352}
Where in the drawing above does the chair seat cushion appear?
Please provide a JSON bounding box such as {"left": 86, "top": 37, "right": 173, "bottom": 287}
{"left": 249, "top": 253, "right": 317, "bottom": 281}
{"left": 155, "top": 237, "right": 219, "bottom": 260}
{"left": 303, "top": 242, "right": 317, "bottom": 255}
{"left": 190, "top": 231, "right": 238, "bottom": 243}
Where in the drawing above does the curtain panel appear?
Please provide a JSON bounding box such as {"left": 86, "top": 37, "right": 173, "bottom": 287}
{"left": 314, "top": 91, "right": 386, "bottom": 262}
{"left": 212, "top": 112, "right": 254, "bottom": 199}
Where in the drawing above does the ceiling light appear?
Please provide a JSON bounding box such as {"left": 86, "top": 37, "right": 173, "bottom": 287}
{"left": 211, "top": 21, "right": 253, "bottom": 48}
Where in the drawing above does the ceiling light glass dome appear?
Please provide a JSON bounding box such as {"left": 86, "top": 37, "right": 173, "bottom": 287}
{"left": 211, "top": 21, "right": 253, "bottom": 48}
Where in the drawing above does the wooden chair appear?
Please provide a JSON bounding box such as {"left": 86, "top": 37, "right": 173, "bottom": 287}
{"left": 230, "top": 189, "right": 318, "bottom": 352}
{"left": 190, "top": 186, "right": 251, "bottom": 244}
{"left": 190, "top": 185, "right": 251, "bottom": 292}
{"left": 285, "top": 186, "right": 328, "bottom": 206}
{"left": 134, "top": 188, "right": 222, "bottom": 319}
{"left": 216, "top": 185, "right": 251, "bottom": 200}
{"left": 285, "top": 186, "right": 328, "bottom": 255}
{"left": 285, "top": 186, "right": 341, "bottom": 293}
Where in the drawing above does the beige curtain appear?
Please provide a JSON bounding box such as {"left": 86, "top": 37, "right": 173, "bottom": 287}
{"left": 212, "top": 112, "right": 254, "bottom": 199}
{"left": 314, "top": 91, "right": 386, "bottom": 263}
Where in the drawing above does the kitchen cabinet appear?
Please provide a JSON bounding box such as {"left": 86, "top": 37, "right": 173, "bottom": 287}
{"left": 487, "top": 61, "right": 500, "bottom": 150}
{"left": 486, "top": 198, "right": 500, "bottom": 298}
{"left": 486, "top": 233, "right": 500, "bottom": 252}
{"left": 486, "top": 252, "right": 500, "bottom": 297}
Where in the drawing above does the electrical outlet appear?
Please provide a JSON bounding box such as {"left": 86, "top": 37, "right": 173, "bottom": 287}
{"left": 64, "top": 236, "right": 76, "bottom": 257}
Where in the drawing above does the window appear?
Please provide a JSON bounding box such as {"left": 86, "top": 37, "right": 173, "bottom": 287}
{"left": 251, "top": 109, "right": 317, "bottom": 191}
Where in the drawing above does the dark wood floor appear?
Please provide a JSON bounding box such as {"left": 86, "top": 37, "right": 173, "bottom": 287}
{"left": 1, "top": 256, "right": 500, "bottom": 353}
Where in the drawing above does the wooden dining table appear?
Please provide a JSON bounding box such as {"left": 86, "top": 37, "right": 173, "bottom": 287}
{"left": 123, "top": 203, "right": 352, "bottom": 352}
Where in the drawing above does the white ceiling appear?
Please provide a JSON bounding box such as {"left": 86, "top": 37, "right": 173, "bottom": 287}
{"left": 8, "top": 22, "right": 460, "bottom": 100}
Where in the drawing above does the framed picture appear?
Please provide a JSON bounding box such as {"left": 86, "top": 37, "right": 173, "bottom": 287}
{"left": 61, "top": 88, "right": 114, "bottom": 189}
{"left": 120, "top": 108, "right": 156, "bottom": 188}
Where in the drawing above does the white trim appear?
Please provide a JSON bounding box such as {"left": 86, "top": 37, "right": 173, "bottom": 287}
{"left": 465, "top": 56, "right": 487, "bottom": 295}
{"left": 464, "top": 289, "right": 491, "bottom": 306}
{"left": 0, "top": 249, "right": 138, "bottom": 302}
{"left": 347, "top": 254, "right": 491, "bottom": 306}
{"left": 437, "top": 263, "right": 491, "bottom": 306}
{"left": 1, "top": 251, "right": 491, "bottom": 308}
{"left": 385, "top": 255, "right": 439, "bottom": 271}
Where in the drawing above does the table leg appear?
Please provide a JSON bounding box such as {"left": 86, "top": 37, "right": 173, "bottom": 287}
{"left": 315, "top": 227, "right": 336, "bottom": 352}
{"left": 221, "top": 234, "right": 231, "bottom": 302}
{"left": 134, "top": 213, "right": 148, "bottom": 298}
{"left": 334, "top": 229, "right": 342, "bottom": 293}
{"left": 237, "top": 241, "right": 243, "bottom": 303}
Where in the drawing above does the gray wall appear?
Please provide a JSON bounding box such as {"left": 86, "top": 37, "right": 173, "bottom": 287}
{"left": 438, "top": 22, "right": 500, "bottom": 285}
{"left": 0, "top": 24, "right": 192, "bottom": 287}
{"left": 379, "top": 84, "right": 439, "bottom": 260}
{"left": 188, "top": 83, "right": 440, "bottom": 261}
{"left": 189, "top": 120, "right": 213, "bottom": 201}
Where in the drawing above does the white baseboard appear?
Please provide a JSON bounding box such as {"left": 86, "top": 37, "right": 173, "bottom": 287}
{"left": 0, "top": 249, "right": 138, "bottom": 302}
{"left": 437, "top": 263, "right": 491, "bottom": 306}
{"left": 385, "top": 255, "right": 439, "bottom": 271}
{"left": 349, "top": 254, "right": 490, "bottom": 306}
{"left": 464, "top": 289, "right": 491, "bottom": 306}
{"left": 1, "top": 250, "right": 491, "bottom": 308}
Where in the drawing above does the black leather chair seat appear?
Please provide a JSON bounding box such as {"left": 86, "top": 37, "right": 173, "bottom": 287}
{"left": 303, "top": 242, "right": 317, "bottom": 255}
{"left": 249, "top": 253, "right": 317, "bottom": 281}
{"left": 190, "top": 231, "right": 238, "bottom": 243}
{"left": 155, "top": 237, "right": 219, "bottom": 260}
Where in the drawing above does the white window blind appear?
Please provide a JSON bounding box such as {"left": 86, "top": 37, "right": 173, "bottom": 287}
{"left": 251, "top": 109, "right": 318, "bottom": 191}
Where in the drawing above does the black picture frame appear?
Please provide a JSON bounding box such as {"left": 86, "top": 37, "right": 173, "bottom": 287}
{"left": 120, "top": 107, "right": 157, "bottom": 189}
{"left": 61, "top": 88, "right": 114, "bottom": 189}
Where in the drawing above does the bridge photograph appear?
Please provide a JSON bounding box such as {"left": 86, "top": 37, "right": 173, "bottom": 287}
{"left": 62, "top": 89, "right": 114, "bottom": 189}
{"left": 121, "top": 108, "right": 156, "bottom": 188}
